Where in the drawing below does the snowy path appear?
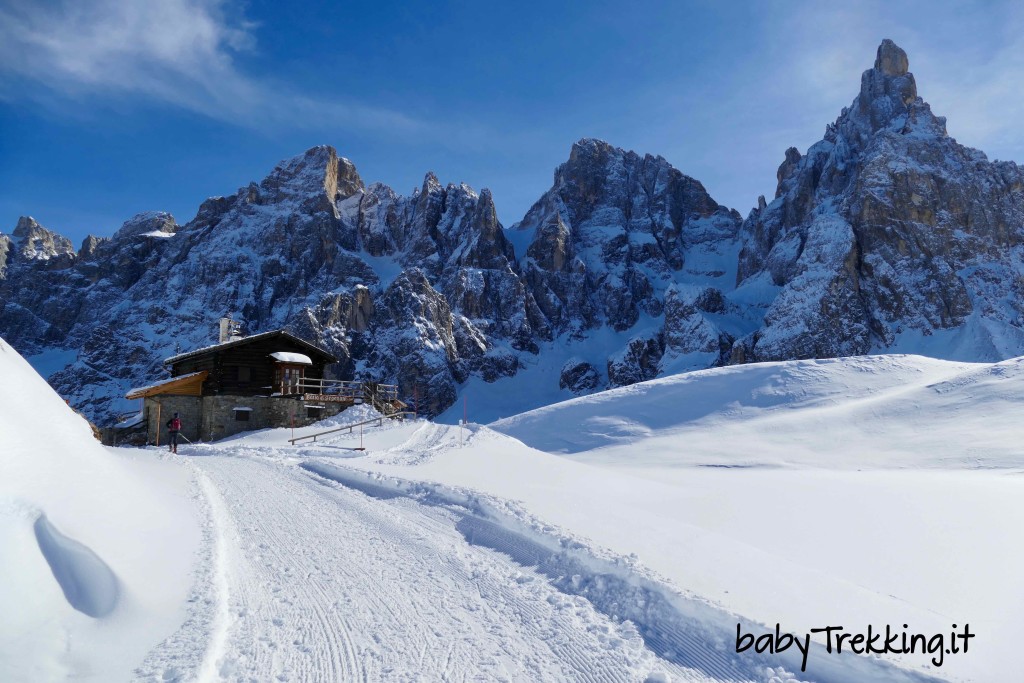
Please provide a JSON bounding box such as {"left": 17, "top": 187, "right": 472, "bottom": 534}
{"left": 189, "top": 453, "right": 675, "bottom": 682}
{"left": 136, "top": 442, "right": 951, "bottom": 683}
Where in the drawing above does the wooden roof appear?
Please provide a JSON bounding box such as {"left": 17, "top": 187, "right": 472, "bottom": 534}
{"left": 163, "top": 329, "right": 338, "bottom": 366}
{"left": 126, "top": 371, "right": 209, "bottom": 399}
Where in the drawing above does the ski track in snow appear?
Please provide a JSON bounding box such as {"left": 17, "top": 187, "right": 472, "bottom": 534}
{"left": 132, "top": 446, "right": 950, "bottom": 683}
{"left": 184, "top": 453, "right": 685, "bottom": 683}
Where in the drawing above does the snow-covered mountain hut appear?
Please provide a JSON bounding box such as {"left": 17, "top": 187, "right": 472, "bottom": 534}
{"left": 124, "top": 328, "right": 379, "bottom": 443}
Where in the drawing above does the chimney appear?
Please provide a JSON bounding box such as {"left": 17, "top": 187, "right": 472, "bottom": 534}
{"left": 219, "top": 315, "right": 243, "bottom": 343}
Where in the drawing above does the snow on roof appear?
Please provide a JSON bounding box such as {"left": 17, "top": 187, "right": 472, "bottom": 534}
{"left": 164, "top": 331, "right": 277, "bottom": 364}
{"left": 164, "top": 329, "right": 336, "bottom": 365}
{"left": 270, "top": 351, "right": 312, "bottom": 365}
{"left": 126, "top": 371, "right": 207, "bottom": 399}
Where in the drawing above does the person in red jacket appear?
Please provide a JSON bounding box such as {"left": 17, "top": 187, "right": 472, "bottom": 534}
{"left": 166, "top": 412, "right": 182, "bottom": 454}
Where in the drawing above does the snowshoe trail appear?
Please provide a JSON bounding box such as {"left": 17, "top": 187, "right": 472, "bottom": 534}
{"left": 192, "top": 454, "right": 673, "bottom": 682}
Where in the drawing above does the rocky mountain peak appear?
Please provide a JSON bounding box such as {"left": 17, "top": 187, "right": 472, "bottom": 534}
{"left": 10, "top": 216, "right": 75, "bottom": 261}
{"left": 420, "top": 171, "right": 443, "bottom": 195}
{"left": 874, "top": 38, "right": 909, "bottom": 76}
{"left": 6, "top": 40, "right": 1024, "bottom": 426}
{"left": 78, "top": 235, "right": 108, "bottom": 259}
{"left": 12, "top": 215, "right": 42, "bottom": 238}
{"left": 566, "top": 138, "right": 614, "bottom": 166}
{"left": 258, "top": 145, "right": 364, "bottom": 209}
{"left": 736, "top": 37, "right": 1024, "bottom": 366}
{"left": 515, "top": 138, "right": 742, "bottom": 338}
{"left": 838, "top": 39, "right": 949, "bottom": 141}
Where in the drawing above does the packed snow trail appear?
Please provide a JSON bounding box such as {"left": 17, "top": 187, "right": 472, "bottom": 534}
{"left": 188, "top": 453, "right": 679, "bottom": 682}
{"left": 176, "top": 449, "right": 946, "bottom": 683}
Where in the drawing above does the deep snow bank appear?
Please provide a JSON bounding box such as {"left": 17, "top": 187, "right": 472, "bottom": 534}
{"left": 0, "top": 337, "right": 201, "bottom": 682}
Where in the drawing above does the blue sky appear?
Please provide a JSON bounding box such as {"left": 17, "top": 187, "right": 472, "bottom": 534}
{"left": 2, "top": 0, "right": 1023, "bottom": 245}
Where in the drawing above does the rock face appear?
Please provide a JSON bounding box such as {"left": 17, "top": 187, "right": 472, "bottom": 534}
{"left": 1, "top": 146, "right": 546, "bottom": 422}
{"left": 0, "top": 140, "right": 744, "bottom": 423}
{"left": 734, "top": 38, "right": 1024, "bottom": 362}
{"left": 559, "top": 358, "right": 600, "bottom": 395}
{"left": 4, "top": 40, "right": 1024, "bottom": 423}
{"left": 514, "top": 138, "right": 742, "bottom": 335}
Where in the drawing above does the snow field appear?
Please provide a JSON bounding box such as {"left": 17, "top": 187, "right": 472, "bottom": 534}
{"left": 302, "top": 458, "right": 943, "bottom": 683}
{"left": 302, "top": 355, "right": 1024, "bottom": 682}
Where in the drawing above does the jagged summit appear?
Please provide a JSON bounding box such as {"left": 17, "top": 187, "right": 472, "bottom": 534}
{"left": 874, "top": 38, "right": 909, "bottom": 76}
{"left": 112, "top": 212, "right": 178, "bottom": 240}
{"left": 7, "top": 215, "right": 75, "bottom": 261}
{"left": 737, "top": 38, "right": 1024, "bottom": 365}
{"left": 254, "top": 145, "right": 364, "bottom": 211}
{"left": 831, "top": 38, "right": 946, "bottom": 145}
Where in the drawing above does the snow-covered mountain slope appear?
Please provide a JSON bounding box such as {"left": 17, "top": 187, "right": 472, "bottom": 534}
{"left": 510, "top": 139, "right": 747, "bottom": 387}
{"left": 3, "top": 39, "right": 1024, "bottom": 425}
{"left": 1, "top": 148, "right": 543, "bottom": 422}
{"left": 0, "top": 337, "right": 201, "bottom": 682}
{"left": 0, "top": 140, "right": 739, "bottom": 425}
{"left": 304, "top": 353, "right": 1024, "bottom": 682}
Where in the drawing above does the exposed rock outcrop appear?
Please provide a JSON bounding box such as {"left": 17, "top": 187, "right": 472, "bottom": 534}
{"left": 514, "top": 138, "right": 742, "bottom": 334}
{"left": 735, "top": 38, "right": 1024, "bottom": 362}
{"left": 560, "top": 358, "right": 601, "bottom": 395}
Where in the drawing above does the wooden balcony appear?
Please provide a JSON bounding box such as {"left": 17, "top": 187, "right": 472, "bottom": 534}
{"left": 272, "top": 378, "right": 405, "bottom": 415}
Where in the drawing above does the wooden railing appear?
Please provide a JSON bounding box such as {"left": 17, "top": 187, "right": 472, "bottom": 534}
{"left": 275, "top": 378, "right": 365, "bottom": 398}
{"left": 272, "top": 379, "right": 406, "bottom": 416}
{"left": 288, "top": 411, "right": 417, "bottom": 445}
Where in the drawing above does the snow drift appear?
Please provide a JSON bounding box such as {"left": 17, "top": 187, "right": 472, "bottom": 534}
{"left": 0, "top": 336, "right": 200, "bottom": 682}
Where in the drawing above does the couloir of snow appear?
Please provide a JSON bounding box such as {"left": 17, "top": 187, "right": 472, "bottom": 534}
{"left": 4, "top": 336, "right": 1022, "bottom": 682}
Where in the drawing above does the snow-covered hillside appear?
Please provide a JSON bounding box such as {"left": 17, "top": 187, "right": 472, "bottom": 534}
{"left": 5, "top": 334, "right": 1021, "bottom": 681}
{"left": 301, "top": 354, "right": 1024, "bottom": 682}
{"left": 0, "top": 337, "right": 201, "bottom": 682}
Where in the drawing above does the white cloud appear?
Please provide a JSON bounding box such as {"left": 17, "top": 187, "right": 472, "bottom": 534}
{"left": 0, "top": 0, "right": 423, "bottom": 133}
